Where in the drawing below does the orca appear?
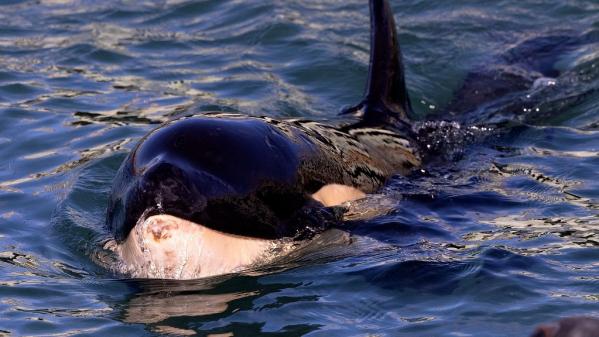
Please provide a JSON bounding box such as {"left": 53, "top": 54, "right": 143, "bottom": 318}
{"left": 105, "top": 0, "right": 421, "bottom": 279}
{"left": 530, "top": 317, "right": 599, "bottom": 337}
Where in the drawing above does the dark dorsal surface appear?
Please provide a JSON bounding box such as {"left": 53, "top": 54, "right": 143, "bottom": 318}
{"left": 444, "top": 32, "right": 597, "bottom": 122}
{"left": 342, "top": 0, "right": 412, "bottom": 129}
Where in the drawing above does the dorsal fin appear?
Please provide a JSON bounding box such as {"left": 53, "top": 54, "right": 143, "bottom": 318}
{"left": 342, "top": 0, "right": 412, "bottom": 127}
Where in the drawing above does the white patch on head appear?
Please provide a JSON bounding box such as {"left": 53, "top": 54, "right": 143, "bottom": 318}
{"left": 113, "top": 214, "right": 283, "bottom": 279}
{"left": 311, "top": 183, "right": 366, "bottom": 207}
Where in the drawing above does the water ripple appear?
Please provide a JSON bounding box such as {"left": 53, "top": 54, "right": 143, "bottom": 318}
{"left": 0, "top": 0, "right": 597, "bottom": 336}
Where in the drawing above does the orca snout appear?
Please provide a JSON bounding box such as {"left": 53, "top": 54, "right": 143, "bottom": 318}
{"left": 107, "top": 158, "right": 222, "bottom": 242}
{"left": 137, "top": 160, "right": 211, "bottom": 222}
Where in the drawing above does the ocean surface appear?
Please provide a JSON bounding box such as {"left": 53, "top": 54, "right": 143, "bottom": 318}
{"left": 0, "top": 0, "right": 598, "bottom": 336}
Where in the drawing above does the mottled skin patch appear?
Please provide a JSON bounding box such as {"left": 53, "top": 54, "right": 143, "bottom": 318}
{"left": 149, "top": 221, "right": 174, "bottom": 242}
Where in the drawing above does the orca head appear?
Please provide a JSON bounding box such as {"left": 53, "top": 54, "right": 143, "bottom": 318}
{"left": 106, "top": 116, "right": 319, "bottom": 242}
{"left": 106, "top": 0, "right": 413, "bottom": 245}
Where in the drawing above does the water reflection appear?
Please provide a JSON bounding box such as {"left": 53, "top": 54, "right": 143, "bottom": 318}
{"left": 481, "top": 215, "right": 599, "bottom": 249}
{"left": 116, "top": 276, "right": 305, "bottom": 335}
{"left": 124, "top": 286, "right": 257, "bottom": 324}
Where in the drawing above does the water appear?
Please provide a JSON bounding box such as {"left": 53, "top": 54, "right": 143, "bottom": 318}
{"left": 0, "top": 0, "right": 598, "bottom": 335}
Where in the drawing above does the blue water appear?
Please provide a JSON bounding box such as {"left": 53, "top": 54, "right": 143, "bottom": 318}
{"left": 0, "top": 0, "right": 598, "bottom": 336}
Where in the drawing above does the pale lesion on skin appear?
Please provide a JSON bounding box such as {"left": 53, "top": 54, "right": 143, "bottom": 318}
{"left": 149, "top": 222, "right": 175, "bottom": 242}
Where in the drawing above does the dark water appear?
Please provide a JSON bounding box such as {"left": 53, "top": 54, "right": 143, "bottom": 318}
{"left": 0, "top": 0, "right": 598, "bottom": 336}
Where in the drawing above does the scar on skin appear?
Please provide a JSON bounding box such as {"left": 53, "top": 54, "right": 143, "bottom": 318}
{"left": 147, "top": 220, "right": 176, "bottom": 242}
